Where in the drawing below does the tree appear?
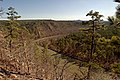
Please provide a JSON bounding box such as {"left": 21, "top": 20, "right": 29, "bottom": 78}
{"left": 114, "top": 0, "right": 120, "bottom": 3}
{"left": 5, "top": 7, "right": 21, "bottom": 53}
{"left": 6, "top": 7, "right": 21, "bottom": 21}
{"left": 80, "top": 10, "right": 104, "bottom": 79}
{"left": 0, "top": 0, "right": 3, "bottom": 17}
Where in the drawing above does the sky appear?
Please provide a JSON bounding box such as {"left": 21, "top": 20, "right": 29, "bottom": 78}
{"left": 0, "top": 0, "right": 119, "bottom": 20}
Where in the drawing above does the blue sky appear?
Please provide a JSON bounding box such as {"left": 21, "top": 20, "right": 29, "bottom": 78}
{"left": 0, "top": 0, "right": 119, "bottom": 20}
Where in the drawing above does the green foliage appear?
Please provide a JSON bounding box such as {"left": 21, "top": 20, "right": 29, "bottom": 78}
{"left": 111, "top": 36, "right": 120, "bottom": 45}
{"left": 4, "top": 7, "right": 21, "bottom": 52}
{"left": 96, "top": 37, "right": 114, "bottom": 61}
{"left": 6, "top": 7, "right": 21, "bottom": 21}
{"left": 54, "top": 8, "right": 120, "bottom": 74}
{"left": 108, "top": 16, "right": 116, "bottom": 25}
{"left": 86, "top": 10, "right": 103, "bottom": 21}
{"left": 116, "top": 5, "right": 120, "bottom": 20}
{"left": 34, "top": 43, "right": 41, "bottom": 59}
{"left": 111, "top": 62, "right": 120, "bottom": 73}
{"left": 5, "top": 7, "right": 21, "bottom": 38}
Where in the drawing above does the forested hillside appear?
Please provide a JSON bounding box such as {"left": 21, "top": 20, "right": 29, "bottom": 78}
{"left": 0, "top": 20, "right": 83, "bottom": 38}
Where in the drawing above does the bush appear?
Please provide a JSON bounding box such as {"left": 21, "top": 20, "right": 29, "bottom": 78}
{"left": 111, "top": 62, "right": 120, "bottom": 73}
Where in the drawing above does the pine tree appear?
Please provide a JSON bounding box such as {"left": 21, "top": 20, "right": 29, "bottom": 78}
{"left": 80, "top": 10, "right": 104, "bottom": 79}
{"left": 114, "top": 0, "right": 120, "bottom": 3}
{"left": 0, "top": 0, "right": 4, "bottom": 18}
{"left": 5, "top": 7, "right": 21, "bottom": 53}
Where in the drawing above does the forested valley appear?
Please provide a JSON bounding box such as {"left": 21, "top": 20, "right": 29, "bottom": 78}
{"left": 0, "top": 0, "right": 120, "bottom": 80}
